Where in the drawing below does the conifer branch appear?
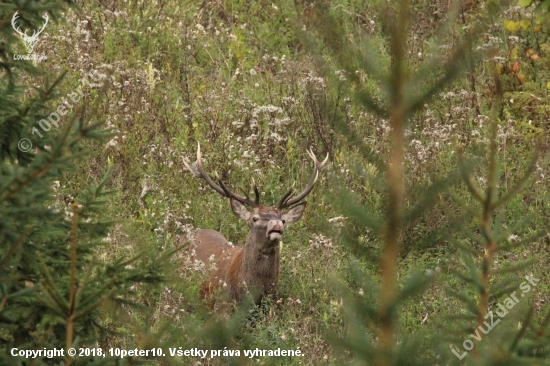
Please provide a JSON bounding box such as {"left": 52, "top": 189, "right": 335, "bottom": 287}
{"left": 0, "top": 226, "right": 31, "bottom": 267}
{"left": 473, "top": 59, "right": 503, "bottom": 358}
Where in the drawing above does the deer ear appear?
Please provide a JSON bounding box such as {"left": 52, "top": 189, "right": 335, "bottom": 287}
{"left": 230, "top": 198, "right": 250, "bottom": 220}
{"left": 282, "top": 202, "right": 306, "bottom": 224}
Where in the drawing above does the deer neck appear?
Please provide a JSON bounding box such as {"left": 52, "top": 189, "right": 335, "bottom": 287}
{"left": 239, "top": 232, "right": 280, "bottom": 290}
{"left": 242, "top": 232, "right": 280, "bottom": 263}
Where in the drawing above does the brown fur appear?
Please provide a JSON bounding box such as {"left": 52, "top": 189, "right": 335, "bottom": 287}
{"left": 190, "top": 229, "right": 242, "bottom": 299}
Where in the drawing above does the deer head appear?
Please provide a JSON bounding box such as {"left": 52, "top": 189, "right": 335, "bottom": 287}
{"left": 11, "top": 11, "right": 49, "bottom": 54}
{"left": 184, "top": 143, "right": 328, "bottom": 247}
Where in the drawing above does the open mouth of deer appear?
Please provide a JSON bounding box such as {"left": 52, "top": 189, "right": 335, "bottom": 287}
{"left": 267, "top": 229, "right": 283, "bottom": 241}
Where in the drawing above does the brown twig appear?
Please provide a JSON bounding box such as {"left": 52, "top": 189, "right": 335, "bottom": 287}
{"left": 377, "top": 2, "right": 409, "bottom": 365}
{"left": 472, "top": 56, "right": 503, "bottom": 358}
{"left": 65, "top": 202, "right": 79, "bottom": 365}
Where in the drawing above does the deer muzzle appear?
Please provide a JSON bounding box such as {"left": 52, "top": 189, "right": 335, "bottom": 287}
{"left": 267, "top": 220, "right": 284, "bottom": 241}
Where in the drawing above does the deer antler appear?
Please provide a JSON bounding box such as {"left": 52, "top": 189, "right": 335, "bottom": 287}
{"left": 183, "top": 143, "right": 260, "bottom": 207}
{"left": 276, "top": 149, "right": 329, "bottom": 209}
{"left": 31, "top": 13, "right": 49, "bottom": 40}
{"left": 11, "top": 12, "right": 26, "bottom": 38}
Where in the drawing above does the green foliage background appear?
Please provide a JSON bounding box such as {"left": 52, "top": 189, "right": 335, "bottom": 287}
{"left": 1, "top": 0, "right": 550, "bottom": 365}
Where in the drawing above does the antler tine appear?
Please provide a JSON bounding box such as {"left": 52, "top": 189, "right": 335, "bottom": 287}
{"left": 253, "top": 184, "right": 260, "bottom": 205}
{"left": 276, "top": 189, "right": 294, "bottom": 209}
{"left": 182, "top": 142, "right": 204, "bottom": 178}
{"left": 11, "top": 12, "right": 25, "bottom": 37}
{"left": 184, "top": 143, "right": 259, "bottom": 207}
{"left": 278, "top": 149, "right": 329, "bottom": 209}
{"left": 35, "top": 13, "right": 48, "bottom": 35}
{"left": 249, "top": 177, "right": 261, "bottom": 205}
{"left": 219, "top": 179, "right": 258, "bottom": 207}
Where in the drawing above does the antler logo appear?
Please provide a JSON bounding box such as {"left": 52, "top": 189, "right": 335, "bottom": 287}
{"left": 11, "top": 11, "right": 49, "bottom": 54}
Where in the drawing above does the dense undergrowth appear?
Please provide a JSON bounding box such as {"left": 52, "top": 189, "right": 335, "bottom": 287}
{"left": 2, "top": 0, "right": 550, "bottom": 365}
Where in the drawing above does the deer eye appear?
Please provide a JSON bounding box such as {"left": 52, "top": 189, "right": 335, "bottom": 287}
{"left": 253, "top": 217, "right": 259, "bottom": 222}
{"left": 282, "top": 220, "right": 286, "bottom": 224}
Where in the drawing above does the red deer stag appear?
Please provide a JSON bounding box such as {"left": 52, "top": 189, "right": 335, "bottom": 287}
{"left": 183, "top": 144, "right": 328, "bottom": 304}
